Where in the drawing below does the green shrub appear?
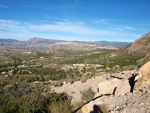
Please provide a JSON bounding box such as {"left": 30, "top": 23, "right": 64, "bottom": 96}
{"left": 73, "top": 68, "right": 81, "bottom": 77}
{"left": 27, "top": 77, "right": 35, "bottom": 83}
{"left": 81, "top": 67, "right": 86, "bottom": 73}
{"left": 67, "top": 68, "right": 73, "bottom": 73}
{"left": 54, "top": 83, "right": 59, "bottom": 87}
{"left": 0, "top": 81, "right": 73, "bottom": 113}
{"left": 0, "top": 81, "right": 48, "bottom": 113}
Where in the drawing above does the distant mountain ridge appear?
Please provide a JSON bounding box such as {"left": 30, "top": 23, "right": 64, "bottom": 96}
{"left": 85, "top": 41, "right": 132, "bottom": 47}
{"left": 0, "top": 37, "right": 131, "bottom": 47}
{"left": 0, "top": 37, "right": 65, "bottom": 47}
{"left": 0, "top": 39, "right": 18, "bottom": 42}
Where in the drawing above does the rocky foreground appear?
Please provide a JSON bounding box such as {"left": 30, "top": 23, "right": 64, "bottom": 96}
{"left": 109, "top": 86, "right": 150, "bottom": 113}
{"left": 52, "top": 70, "right": 134, "bottom": 104}
{"left": 52, "top": 61, "right": 150, "bottom": 113}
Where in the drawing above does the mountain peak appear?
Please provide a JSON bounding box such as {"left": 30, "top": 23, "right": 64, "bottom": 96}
{"left": 27, "top": 37, "right": 44, "bottom": 42}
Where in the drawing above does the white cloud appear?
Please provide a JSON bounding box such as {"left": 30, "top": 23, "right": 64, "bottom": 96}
{"left": 88, "top": 18, "right": 136, "bottom": 31}
{"left": 120, "top": 25, "right": 136, "bottom": 30}
{"left": 0, "top": 4, "right": 10, "bottom": 9}
{"left": 0, "top": 19, "right": 114, "bottom": 36}
{"left": 0, "top": 31, "right": 35, "bottom": 40}
{"left": 0, "top": 19, "right": 141, "bottom": 41}
{"left": 88, "top": 19, "right": 109, "bottom": 25}
{"left": 120, "top": 33, "right": 141, "bottom": 37}
{"left": 0, "top": 19, "right": 26, "bottom": 31}
{"left": 28, "top": 22, "right": 114, "bottom": 35}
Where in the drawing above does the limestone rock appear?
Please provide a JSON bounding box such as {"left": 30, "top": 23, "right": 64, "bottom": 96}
{"left": 52, "top": 70, "right": 134, "bottom": 104}
{"left": 81, "top": 98, "right": 104, "bottom": 113}
{"left": 134, "top": 61, "right": 150, "bottom": 91}
{"left": 81, "top": 101, "right": 95, "bottom": 113}
{"left": 98, "top": 78, "right": 122, "bottom": 95}
{"left": 115, "top": 80, "right": 130, "bottom": 97}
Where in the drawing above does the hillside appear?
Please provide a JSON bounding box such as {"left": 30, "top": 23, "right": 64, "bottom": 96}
{"left": 115, "top": 32, "right": 150, "bottom": 55}
{"left": 48, "top": 42, "right": 117, "bottom": 51}
{"left": 112, "top": 32, "right": 150, "bottom": 63}
{"left": 128, "top": 32, "right": 150, "bottom": 54}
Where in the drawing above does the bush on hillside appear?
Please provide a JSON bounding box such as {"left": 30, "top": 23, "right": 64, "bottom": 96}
{"left": 0, "top": 81, "right": 72, "bottom": 113}
{"left": 80, "top": 88, "right": 95, "bottom": 102}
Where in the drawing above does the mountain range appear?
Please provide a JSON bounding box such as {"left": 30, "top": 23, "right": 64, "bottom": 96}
{"left": 0, "top": 37, "right": 131, "bottom": 48}
{"left": 0, "top": 39, "right": 18, "bottom": 42}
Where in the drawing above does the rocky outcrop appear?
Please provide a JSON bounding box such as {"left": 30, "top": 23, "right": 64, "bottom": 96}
{"left": 134, "top": 61, "right": 150, "bottom": 91}
{"left": 109, "top": 86, "right": 150, "bottom": 113}
{"left": 80, "top": 84, "right": 150, "bottom": 113}
{"left": 52, "top": 70, "right": 136, "bottom": 105}
{"left": 79, "top": 61, "right": 150, "bottom": 113}
{"left": 98, "top": 78, "right": 122, "bottom": 95}
{"left": 115, "top": 80, "right": 130, "bottom": 97}
{"left": 81, "top": 79, "right": 131, "bottom": 113}
{"left": 52, "top": 75, "right": 106, "bottom": 104}
{"left": 98, "top": 78, "right": 131, "bottom": 97}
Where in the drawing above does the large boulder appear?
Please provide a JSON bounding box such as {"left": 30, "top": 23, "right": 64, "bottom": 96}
{"left": 81, "top": 78, "right": 132, "bottom": 113}
{"left": 115, "top": 80, "right": 130, "bottom": 97}
{"left": 81, "top": 101, "right": 94, "bottom": 113}
{"left": 98, "top": 78, "right": 122, "bottom": 95}
{"left": 134, "top": 61, "right": 150, "bottom": 91}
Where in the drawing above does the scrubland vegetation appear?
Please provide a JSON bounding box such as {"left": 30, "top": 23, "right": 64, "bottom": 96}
{"left": 0, "top": 81, "right": 73, "bottom": 113}
{"left": 0, "top": 47, "right": 147, "bottom": 113}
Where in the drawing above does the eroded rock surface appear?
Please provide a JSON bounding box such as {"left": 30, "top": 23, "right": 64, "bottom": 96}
{"left": 52, "top": 70, "right": 135, "bottom": 104}
{"left": 134, "top": 61, "right": 150, "bottom": 91}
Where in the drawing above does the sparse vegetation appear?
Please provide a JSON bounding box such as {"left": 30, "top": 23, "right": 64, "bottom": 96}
{"left": 48, "top": 100, "right": 72, "bottom": 113}
{"left": 80, "top": 88, "right": 95, "bottom": 102}
{"left": 0, "top": 81, "right": 72, "bottom": 113}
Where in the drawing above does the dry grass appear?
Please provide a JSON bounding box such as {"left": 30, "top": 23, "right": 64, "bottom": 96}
{"left": 80, "top": 88, "right": 95, "bottom": 102}
{"left": 48, "top": 100, "right": 72, "bottom": 113}
{"left": 72, "top": 101, "right": 84, "bottom": 111}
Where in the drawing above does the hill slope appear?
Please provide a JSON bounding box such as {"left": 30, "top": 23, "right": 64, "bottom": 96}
{"left": 114, "top": 32, "right": 150, "bottom": 58}
{"left": 128, "top": 32, "right": 150, "bottom": 55}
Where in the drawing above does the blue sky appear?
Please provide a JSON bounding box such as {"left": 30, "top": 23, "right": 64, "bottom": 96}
{"left": 0, "top": 0, "right": 150, "bottom": 42}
